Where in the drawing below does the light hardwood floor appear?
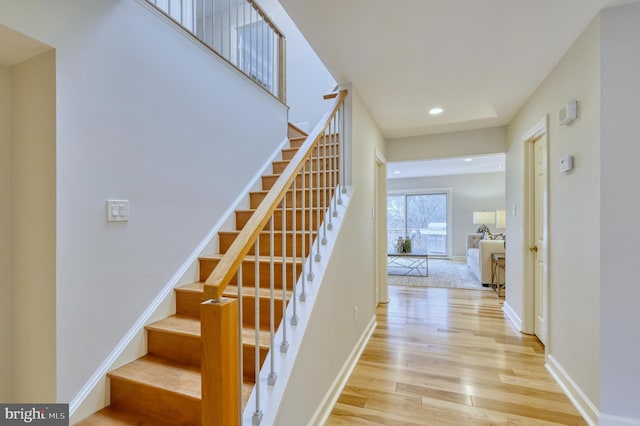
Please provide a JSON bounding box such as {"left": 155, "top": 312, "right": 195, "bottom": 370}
{"left": 326, "top": 286, "right": 586, "bottom": 425}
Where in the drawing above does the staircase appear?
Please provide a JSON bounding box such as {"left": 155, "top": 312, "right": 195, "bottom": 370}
{"left": 76, "top": 123, "right": 336, "bottom": 425}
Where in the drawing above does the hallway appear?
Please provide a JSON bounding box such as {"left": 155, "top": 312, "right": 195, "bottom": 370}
{"left": 326, "top": 286, "right": 586, "bottom": 425}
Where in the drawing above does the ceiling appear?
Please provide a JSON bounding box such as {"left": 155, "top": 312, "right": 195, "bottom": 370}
{"left": 2, "top": 3, "right": 633, "bottom": 179}
{"left": 0, "top": 24, "right": 51, "bottom": 67}
{"left": 278, "top": 0, "right": 636, "bottom": 139}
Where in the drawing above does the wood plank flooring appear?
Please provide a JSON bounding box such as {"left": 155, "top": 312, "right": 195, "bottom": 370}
{"left": 326, "top": 286, "right": 586, "bottom": 425}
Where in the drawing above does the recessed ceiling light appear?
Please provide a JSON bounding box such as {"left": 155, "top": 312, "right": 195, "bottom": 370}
{"left": 394, "top": 170, "right": 401, "bottom": 174}
{"left": 464, "top": 158, "right": 472, "bottom": 162}
{"left": 429, "top": 107, "right": 444, "bottom": 115}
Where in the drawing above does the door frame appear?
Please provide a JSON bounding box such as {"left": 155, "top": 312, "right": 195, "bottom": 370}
{"left": 375, "top": 148, "right": 388, "bottom": 304}
{"left": 521, "top": 116, "right": 550, "bottom": 346}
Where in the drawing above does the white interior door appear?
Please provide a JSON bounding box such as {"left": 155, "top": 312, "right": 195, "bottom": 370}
{"left": 533, "top": 136, "right": 547, "bottom": 344}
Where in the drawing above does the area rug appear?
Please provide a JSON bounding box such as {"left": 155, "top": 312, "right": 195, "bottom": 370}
{"left": 387, "top": 258, "right": 487, "bottom": 290}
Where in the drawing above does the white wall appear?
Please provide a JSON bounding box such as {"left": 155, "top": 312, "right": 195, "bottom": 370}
{"left": 0, "top": 0, "right": 288, "bottom": 403}
{"left": 274, "top": 88, "right": 386, "bottom": 425}
{"left": 600, "top": 3, "right": 640, "bottom": 422}
{"left": 259, "top": 0, "right": 337, "bottom": 130}
{"left": 0, "top": 65, "right": 11, "bottom": 402}
{"left": 387, "top": 172, "right": 505, "bottom": 258}
{"left": 9, "top": 50, "right": 57, "bottom": 402}
{"left": 386, "top": 126, "right": 506, "bottom": 162}
{"left": 505, "top": 15, "right": 601, "bottom": 417}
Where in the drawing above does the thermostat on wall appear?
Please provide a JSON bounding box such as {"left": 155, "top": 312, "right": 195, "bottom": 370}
{"left": 560, "top": 155, "right": 574, "bottom": 173}
{"left": 558, "top": 101, "right": 578, "bottom": 126}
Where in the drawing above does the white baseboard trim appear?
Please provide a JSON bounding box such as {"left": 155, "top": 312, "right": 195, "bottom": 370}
{"left": 69, "top": 137, "right": 290, "bottom": 420}
{"left": 502, "top": 301, "right": 522, "bottom": 332}
{"left": 546, "top": 354, "right": 599, "bottom": 426}
{"left": 600, "top": 413, "right": 640, "bottom": 425}
{"left": 309, "top": 315, "right": 377, "bottom": 426}
{"left": 451, "top": 256, "right": 466, "bottom": 262}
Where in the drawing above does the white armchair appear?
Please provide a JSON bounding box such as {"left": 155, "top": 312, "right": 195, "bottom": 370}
{"left": 466, "top": 233, "right": 505, "bottom": 285}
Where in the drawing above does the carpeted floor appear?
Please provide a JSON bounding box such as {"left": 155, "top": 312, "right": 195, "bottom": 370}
{"left": 387, "top": 258, "right": 487, "bottom": 290}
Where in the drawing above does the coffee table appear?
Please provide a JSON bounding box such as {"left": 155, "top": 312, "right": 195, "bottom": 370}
{"left": 387, "top": 252, "right": 429, "bottom": 277}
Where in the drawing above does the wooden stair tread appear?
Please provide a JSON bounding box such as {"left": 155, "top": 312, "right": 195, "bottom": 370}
{"left": 75, "top": 406, "right": 176, "bottom": 426}
{"left": 145, "top": 313, "right": 271, "bottom": 348}
{"left": 175, "top": 282, "right": 290, "bottom": 300}
{"left": 235, "top": 207, "right": 327, "bottom": 214}
{"left": 219, "top": 230, "right": 317, "bottom": 236}
{"left": 199, "top": 253, "right": 303, "bottom": 264}
{"left": 107, "top": 355, "right": 201, "bottom": 400}
{"left": 259, "top": 171, "right": 339, "bottom": 180}
{"left": 262, "top": 170, "right": 339, "bottom": 178}
{"left": 146, "top": 314, "right": 200, "bottom": 337}
{"left": 241, "top": 327, "right": 272, "bottom": 348}
{"left": 281, "top": 144, "right": 339, "bottom": 154}
{"left": 79, "top": 384, "right": 254, "bottom": 425}
{"left": 241, "top": 381, "right": 254, "bottom": 406}
{"left": 224, "top": 284, "right": 290, "bottom": 300}
{"left": 273, "top": 157, "right": 337, "bottom": 162}
{"left": 286, "top": 137, "right": 336, "bottom": 143}
{"left": 251, "top": 187, "right": 336, "bottom": 195}
{"left": 175, "top": 282, "right": 204, "bottom": 293}
{"left": 236, "top": 207, "right": 328, "bottom": 213}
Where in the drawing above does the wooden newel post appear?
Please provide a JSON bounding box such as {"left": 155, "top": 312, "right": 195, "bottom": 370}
{"left": 201, "top": 297, "right": 239, "bottom": 426}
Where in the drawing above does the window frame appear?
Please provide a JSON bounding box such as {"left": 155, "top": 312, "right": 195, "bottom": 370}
{"left": 387, "top": 187, "right": 453, "bottom": 258}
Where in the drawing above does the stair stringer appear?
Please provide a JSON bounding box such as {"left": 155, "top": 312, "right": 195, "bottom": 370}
{"left": 69, "top": 135, "right": 292, "bottom": 424}
{"left": 242, "top": 189, "right": 355, "bottom": 425}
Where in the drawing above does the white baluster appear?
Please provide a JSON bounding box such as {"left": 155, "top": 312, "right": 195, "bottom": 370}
{"left": 291, "top": 180, "right": 298, "bottom": 326}
{"left": 300, "top": 163, "right": 307, "bottom": 302}
{"left": 280, "top": 197, "right": 289, "bottom": 353}
{"left": 252, "top": 238, "right": 262, "bottom": 425}
{"left": 268, "top": 215, "right": 277, "bottom": 385}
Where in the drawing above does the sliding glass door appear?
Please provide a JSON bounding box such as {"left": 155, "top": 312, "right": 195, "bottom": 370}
{"left": 387, "top": 191, "right": 450, "bottom": 257}
{"left": 387, "top": 194, "right": 406, "bottom": 254}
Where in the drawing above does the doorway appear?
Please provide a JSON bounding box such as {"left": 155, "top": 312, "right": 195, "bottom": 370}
{"left": 522, "top": 117, "right": 549, "bottom": 345}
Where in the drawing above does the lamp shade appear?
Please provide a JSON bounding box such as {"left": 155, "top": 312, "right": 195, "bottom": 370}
{"left": 473, "top": 211, "right": 495, "bottom": 225}
{"left": 496, "top": 209, "right": 507, "bottom": 229}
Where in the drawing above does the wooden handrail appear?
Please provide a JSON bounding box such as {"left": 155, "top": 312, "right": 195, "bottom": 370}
{"left": 203, "top": 90, "right": 348, "bottom": 300}
{"left": 246, "top": 0, "right": 285, "bottom": 38}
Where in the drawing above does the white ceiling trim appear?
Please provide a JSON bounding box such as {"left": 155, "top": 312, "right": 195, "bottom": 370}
{"left": 388, "top": 154, "right": 505, "bottom": 179}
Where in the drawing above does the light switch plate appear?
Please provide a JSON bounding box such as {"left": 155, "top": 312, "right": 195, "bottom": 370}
{"left": 107, "top": 200, "right": 129, "bottom": 222}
